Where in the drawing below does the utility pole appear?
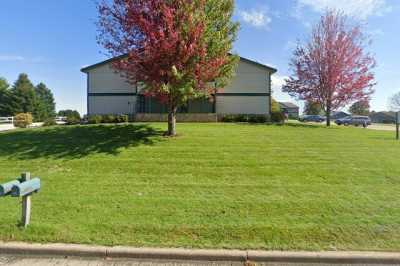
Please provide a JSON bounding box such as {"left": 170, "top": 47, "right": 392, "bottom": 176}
{"left": 396, "top": 112, "right": 399, "bottom": 140}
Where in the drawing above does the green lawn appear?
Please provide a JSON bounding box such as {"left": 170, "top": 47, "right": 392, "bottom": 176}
{"left": 0, "top": 123, "right": 399, "bottom": 251}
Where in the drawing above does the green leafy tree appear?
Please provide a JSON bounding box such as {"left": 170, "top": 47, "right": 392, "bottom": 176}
{"left": 0, "top": 78, "right": 8, "bottom": 90}
{"left": 97, "top": 0, "right": 239, "bottom": 136}
{"left": 304, "top": 100, "right": 323, "bottom": 115}
{"left": 349, "top": 100, "right": 370, "bottom": 116}
{"left": 271, "top": 98, "right": 281, "bottom": 113}
{"left": 389, "top": 92, "right": 400, "bottom": 112}
{"left": 10, "top": 73, "right": 36, "bottom": 115}
{"left": 34, "top": 83, "right": 56, "bottom": 121}
{"left": 58, "top": 110, "right": 81, "bottom": 119}
{"left": 0, "top": 78, "right": 13, "bottom": 116}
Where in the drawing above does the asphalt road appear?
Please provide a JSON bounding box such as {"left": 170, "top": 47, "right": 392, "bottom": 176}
{"left": 0, "top": 256, "right": 398, "bottom": 266}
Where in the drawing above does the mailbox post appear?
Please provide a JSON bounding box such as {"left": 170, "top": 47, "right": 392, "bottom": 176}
{"left": 21, "top": 172, "right": 31, "bottom": 228}
{"left": 0, "top": 180, "right": 20, "bottom": 197}
{"left": 0, "top": 172, "right": 40, "bottom": 228}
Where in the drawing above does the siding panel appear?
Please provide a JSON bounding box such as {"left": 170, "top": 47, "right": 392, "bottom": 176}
{"left": 85, "top": 57, "right": 273, "bottom": 116}
{"left": 223, "top": 60, "right": 270, "bottom": 94}
{"left": 216, "top": 96, "right": 269, "bottom": 114}
{"left": 89, "top": 96, "right": 136, "bottom": 115}
{"left": 88, "top": 64, "right": 136, "bottom": 94}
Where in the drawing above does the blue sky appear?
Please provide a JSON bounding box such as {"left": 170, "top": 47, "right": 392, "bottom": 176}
{"left": 0, "top": 0, "right": 399, "bottom": 115}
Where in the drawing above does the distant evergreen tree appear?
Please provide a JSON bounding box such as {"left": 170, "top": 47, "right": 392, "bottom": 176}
{"left": 1, "top": 74, "right": 58, "bottom": 120}
{"left": 34, "top": 82, "right": 56, "bottom": 121}
{"left": 0, "top": 78, "right": 13, "bottom": 116}
{"left": 10, "top": 73, "right": 36, "bottom": 114}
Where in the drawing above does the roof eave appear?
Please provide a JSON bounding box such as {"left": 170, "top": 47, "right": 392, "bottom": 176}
{"left": 81, "top": 54, "right": 128, "bottom": 73}
{"left": 237, "top": 56, "right": 277, "bottom": 73}
{"left": 81, "top": 54, "right": 278, "bottom": 74}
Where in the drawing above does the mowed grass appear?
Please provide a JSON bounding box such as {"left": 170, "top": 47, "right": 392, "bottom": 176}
{"left": 0, "top": 123, "right": 399, "bottom": 251}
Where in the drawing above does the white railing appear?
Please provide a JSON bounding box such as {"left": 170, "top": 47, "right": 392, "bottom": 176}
{"left": 0, "top": 117, "right": 13, "bottom": 124}
{"left": 55, "top": 116, "right": 67, "bottom": 122}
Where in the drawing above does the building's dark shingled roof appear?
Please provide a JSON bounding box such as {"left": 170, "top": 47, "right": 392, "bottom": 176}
{"left": 279, "top": 102, "right": 299, "bottom": 109}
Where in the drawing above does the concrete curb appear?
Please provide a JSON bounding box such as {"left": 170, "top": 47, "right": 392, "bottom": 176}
{"left": 0, "top": 242, "right": 107, "bottom": 258}
{"left": 1, "top": 242, "right": 400, "bottom": 264}
{"left": 247, "top": 250, "right": 400, "bottom": 264}
{"left": 107, "top": 247, "right": 247, "bottom": 261}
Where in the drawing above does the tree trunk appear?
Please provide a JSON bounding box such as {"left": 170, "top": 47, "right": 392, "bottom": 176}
{"left": 167, "top": 105, "right": 177, "bottom": 136}
{"left": 326, "top": 103, "right": 331, "bottom": 127}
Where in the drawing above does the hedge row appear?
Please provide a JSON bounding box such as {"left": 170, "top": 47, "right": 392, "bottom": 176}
{"left": 87, "top": 114, "right": 129, "bottom": 124}
{"left": 63, "top": 113, "right": 285, "bottom": 125}
{"left": 220, "top": 112, "right": 285, "bottom": 124}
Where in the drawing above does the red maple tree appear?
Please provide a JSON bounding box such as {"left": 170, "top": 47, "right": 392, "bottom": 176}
{"left": 283, "top": 11, "right": 376, "bottom": 126}
{"left": 97, "top": 0, "right": 237, "bottom": 135}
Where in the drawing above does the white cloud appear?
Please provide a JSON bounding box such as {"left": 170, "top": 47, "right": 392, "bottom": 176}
{"left": 30, "top": 57, "right": 47, "bottom": 63}
{"left": 0, "top": 55, "right": 47, "bottom": 63}
{"left": 271, "top": 75, "right": 288, "bottom": 94}
{"left": 368, "top": 28, "right": 385, "bottom": 37}
{"left": 272, "top": 75, "right": 289, "bottom": 99}
{"left": 297, "top": 0, "right": 392, "bottom": 20}
{"left": 0, "top": 55, "right": 25, "bottom": 62}
{"left": 238, "top": 9, "right": 271, "bottom": 28}
{"left": 284, "top": 40, "right": 298, "bottom": 52}
{"left": 271, "top": 74, "right": 304, "bottom": 110}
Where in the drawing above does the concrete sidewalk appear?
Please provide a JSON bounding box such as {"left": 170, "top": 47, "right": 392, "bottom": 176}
{"left": 2, "top": 255, "right": 242, "bottom": 266}
{"left": 0, "top": 122, "right": 45, "bottom": 132}
{"left": 0, "top": 124, "right": 14, "bottom": 131}
{"left": 1, "top": 242, "right": 400, "bottom": 265}
{"left": 1, "top": 255, "right": 399, "bottom": 266}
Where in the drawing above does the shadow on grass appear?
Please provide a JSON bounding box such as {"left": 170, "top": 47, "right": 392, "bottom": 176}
{"left": 368, "top": 134, "right": 400, "bottom": 141}
{"left": 0, "top": 124, "right": 164, "bottom": 160}
{"left": 227, "top": 122, "right": 338, "bottom": 129}
{"left": 283, "top": 122, "right": 339, "bottom": 129}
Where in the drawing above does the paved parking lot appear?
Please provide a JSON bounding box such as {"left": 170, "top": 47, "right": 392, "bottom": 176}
{"left": 368, "top": 124, "right": 397, "bottom": 131}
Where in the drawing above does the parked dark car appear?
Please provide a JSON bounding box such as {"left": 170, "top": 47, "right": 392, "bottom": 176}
{"left": 299, "top": 115, "right": 326, "bottom": 123}
{"left": 335, "top": 116, "right": 371, "bottom": 127}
